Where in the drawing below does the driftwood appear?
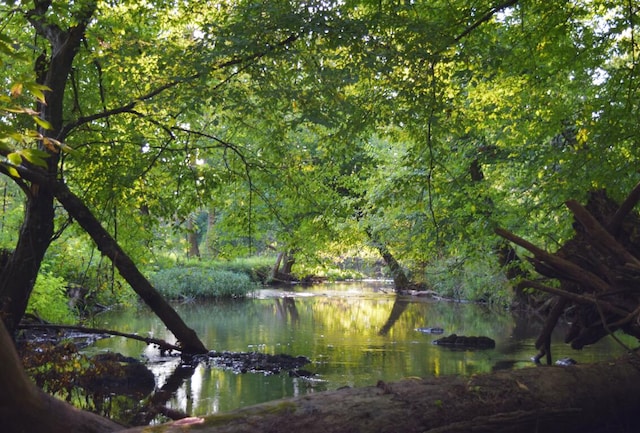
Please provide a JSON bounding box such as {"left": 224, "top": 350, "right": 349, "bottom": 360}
{"left": 496, "top": 181, "right": 640, "bottom": 363}
{"left": 121, "top": 354, "right": 640, "bottom": 433}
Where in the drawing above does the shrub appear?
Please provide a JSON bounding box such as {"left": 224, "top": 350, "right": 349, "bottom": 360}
{"left": 149, "top": 267, "right": 259, "bottom": 300}
{"left": 27, "top": 269, "right": 78, "bottom": 324}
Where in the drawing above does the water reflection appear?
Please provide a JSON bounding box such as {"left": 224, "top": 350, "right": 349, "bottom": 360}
{"left": 88, "top": 282, "right": 633, "bottom": 420}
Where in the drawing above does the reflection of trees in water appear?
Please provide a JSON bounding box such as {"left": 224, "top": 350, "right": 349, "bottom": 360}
{"left": 275, "top": 297, "right": 300, "bottom": 325}
{"left": 378, "top": 297, "right": 410, "bottom": 336}
{"left": 131, "top": 360, "right": 197, "bottom": 425}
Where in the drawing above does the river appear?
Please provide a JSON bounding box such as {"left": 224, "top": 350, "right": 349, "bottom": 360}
{"left": 86, "top": 281, "right": 632, "bottom": 421}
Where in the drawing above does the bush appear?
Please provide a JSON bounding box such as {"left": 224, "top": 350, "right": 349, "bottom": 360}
{"left": 27, "top": 269, "right": 78, "bottom": 324}
{"left": 149, "top": 267, "right": 259, "bottom": 300}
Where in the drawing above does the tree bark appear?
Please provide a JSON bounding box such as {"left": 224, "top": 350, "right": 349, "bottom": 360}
{"left": 0, "top": 319, "right": 122, "bottom": 433}
{"left": 203, "top": 207, "right": 217, "bottom": 258}
{"left": 121, "top": 354, "right": 640, "bottom": 433}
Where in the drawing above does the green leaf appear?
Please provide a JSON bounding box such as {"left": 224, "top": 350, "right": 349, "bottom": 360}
{"left": 24, "top": 83, "right": 50, "bottom": 104}
{"left": 7, "top": 152, "right": 21, "bottom": 165}
{"left": 7, "top": 165, "right": 19, "bottom": 178}
{"left": 32, "top": 116, "right": 52, "bottom": 130}
{"left": 20, "top": 149, "right": 50, "bottom": 168}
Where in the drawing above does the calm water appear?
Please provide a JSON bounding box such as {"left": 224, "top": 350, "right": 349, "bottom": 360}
{"left": 87, "top": 281, "right": 632, "bottom": 419}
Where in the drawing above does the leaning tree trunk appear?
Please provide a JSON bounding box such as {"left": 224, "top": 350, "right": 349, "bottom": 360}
{"left": 364, "top": 229, "right": 411, "bottom": 291}
{"left": 122, "top": 353, "right": 640, "bottom": 433}
{"left": 53, "top": 181, "right": 207, "bottom": 354}
{"left": 5, "top": 159, "right": 208, "bottom": 353}
{"left": 377, "top": 245, "right": 411, "bottom": 291}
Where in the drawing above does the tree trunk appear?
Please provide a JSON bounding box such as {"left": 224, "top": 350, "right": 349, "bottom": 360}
{"left": 270, "top": 251, "right": 296, "bottom": 282}
{"left": 281, "top": 252, "right": 295, "bottom": 275}
{"left": 122, "top": 354, "right": 640, "bottom": 433}
{"left": 364, "top": 229, "right": 411, "bottom": 291}
{"left": 202, "top": 207, "right": 217, "bottom": 258}
{"left": 53, "top": 181, "right": 207, "bottom": 354}
{"left": 378, "top": 245, "right": 411, "bottom": 290}
{"left": 186, "top": 214, "right": 201, "bottom": 259}
{"left": 0, "top": 319, "right": 122, "bottom": 433}
{"left": 270, "top": 251, "right": 285, "bottom": 281}
{"left": 0, "top": 187, "right": 55, "bottom": 334}
{"left": 0, "top": 2, "right": 95, "bottom": 335}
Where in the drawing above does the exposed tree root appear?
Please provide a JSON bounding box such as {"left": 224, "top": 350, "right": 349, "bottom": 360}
{"left": 496, "top": 182, "right": 640, "bottom": 363}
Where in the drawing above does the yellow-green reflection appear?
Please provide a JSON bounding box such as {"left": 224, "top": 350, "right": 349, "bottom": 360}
{"left": 89, "top": 282, "right": 632, "bottom": 418}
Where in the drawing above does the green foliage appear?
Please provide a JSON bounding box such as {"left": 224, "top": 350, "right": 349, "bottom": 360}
{"left": 27, "top": 268, "right": 77, "bottom": 324}
{"left": 149, "top": 266, "right": 259, "bottom": 300}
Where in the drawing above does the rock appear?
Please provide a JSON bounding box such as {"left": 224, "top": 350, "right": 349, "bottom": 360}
{"left": 432, "top": 334, "right": 496, "bottom": 349}
{"left": 207, "top": 351, "right": 310, "bottom": 375}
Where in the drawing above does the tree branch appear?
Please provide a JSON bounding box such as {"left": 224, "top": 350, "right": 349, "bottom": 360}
{"left": 453, "top": 0, "right": 520, "bottom": 43}
{"left": 18, "top": 323, "right": 182, "bottom": 352}
{"left": 495, "top": 227, "right": 612, "bottom": 292}
{"left": 59, "top": 32, "right": 300, "bottom": 139}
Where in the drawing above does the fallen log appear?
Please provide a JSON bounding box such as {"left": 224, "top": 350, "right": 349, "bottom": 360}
{"left": 121, "top": 354, "right": 640, "bottom": 433}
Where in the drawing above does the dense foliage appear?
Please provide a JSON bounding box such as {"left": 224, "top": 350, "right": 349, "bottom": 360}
{"left": 0, "top": 0, "right": 639, "bottom": 314}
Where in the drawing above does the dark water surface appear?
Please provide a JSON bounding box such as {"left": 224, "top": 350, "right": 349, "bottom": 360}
{"left": 87, "top": 281, "right": 632, "bottom": 418}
